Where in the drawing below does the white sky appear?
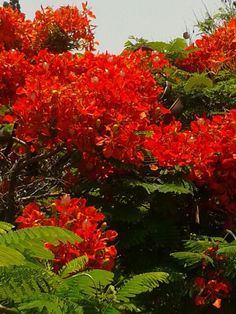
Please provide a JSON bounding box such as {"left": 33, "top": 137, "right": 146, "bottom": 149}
{"left": 18, "top": 0, "right": 222, "bottom": 53}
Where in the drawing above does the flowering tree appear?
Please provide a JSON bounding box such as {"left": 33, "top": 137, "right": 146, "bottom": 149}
{"left": 0, "top": 1, "right": 235, "bottom": 313}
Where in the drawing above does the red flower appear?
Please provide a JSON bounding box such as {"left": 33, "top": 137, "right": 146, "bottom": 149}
{"left": 194, "top": 295, "right": 206, "bottom": 305}
{"left": 177, "top": 18, "right": 236, "bottom": 72}
{"left": 194, "top": 277, "right": 205, "bottom": 288}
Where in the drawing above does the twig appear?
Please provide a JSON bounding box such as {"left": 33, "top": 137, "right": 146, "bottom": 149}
{"left": 5, "top": 146, "right": 62, "bottom": 222}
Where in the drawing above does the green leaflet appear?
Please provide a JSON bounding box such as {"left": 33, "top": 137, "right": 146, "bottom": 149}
{"left": 184, "top": 74, "right": 213, "bottom": 93}
{"left": 116, "top": 272, "right": 169, "bottom": 303}
{"left": 59, "top": 255, "right": 89, "bottom": 279}
{"left": 0, "top": 246, "right": 25, "bottom": 266}
{"left": 125, "top": 180, "right": 193, "bottom": 195}
{"left": 0, "top": 226, "right": 82, "bottom": 247}
{"left": 170, "top": 252, "right": 214, "bottom": 267}
{"left": 184, "top": 237, "right": 225, "bottom": 252}
{"left": 18, "top": 294, "right": 84, "bottom": 314}
{"left": 0, "top": 221, "right": 14, "bottom": 235}
{"left": 217, "top": 243, "right": 236, "bottom": 257}
{"left": 63, "top": 270, "right": 114, "bottom": 297}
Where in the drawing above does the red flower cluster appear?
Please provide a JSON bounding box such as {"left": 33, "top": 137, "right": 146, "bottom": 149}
{"left": 0, "top": 49, "right": 30, "bottom": 107}
{"left": 177, "top": 18, "right": 236, "bottom": 72}
{"left": 0, "top": 4, "right": 96, "bottom": 55}
{"left": 144, "top": 110, "right": 236, "bottom": 224}
{"left": 11, "top": 49, "right": 168, "bottom": 169}
{"left": 16, "top": 195, "right": 118, "bottom": 272}
{"left": 194, "top": 246, "right": 231, "bottom": 309}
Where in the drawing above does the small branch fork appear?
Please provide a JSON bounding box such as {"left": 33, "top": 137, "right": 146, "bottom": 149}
{"left": 3, "top": 142, "right": 63, "bottom": 223}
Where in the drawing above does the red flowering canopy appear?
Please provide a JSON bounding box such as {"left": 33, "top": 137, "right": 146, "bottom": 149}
{"left": 177, "top": 18, "right": 236, "bottom": 72}
{"left": 0, "top": 4, "right": 96, "bottom": 55}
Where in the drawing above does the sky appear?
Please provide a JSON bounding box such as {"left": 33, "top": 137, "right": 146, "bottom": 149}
{"left": 19, "top": 0, "right": 223, "bottom": 54}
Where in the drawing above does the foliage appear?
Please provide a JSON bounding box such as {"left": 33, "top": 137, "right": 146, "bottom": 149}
{"left": 0, "top": 223, "right": 169, "bottom": 313}
{"left": 196, "top": 0, "right": 236, "bottom": 35}
{"left": 3, "top": 0, "right": 20, "bottom": 11}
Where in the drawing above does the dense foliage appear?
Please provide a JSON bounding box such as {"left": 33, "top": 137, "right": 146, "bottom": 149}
{"left": 0, "top": 1, "right": 235, "bottom": 313}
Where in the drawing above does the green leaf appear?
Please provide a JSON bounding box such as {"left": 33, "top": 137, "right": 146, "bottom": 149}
{"left": 103, "top": 307, "right": 121, "bottom": 314}
{"left": 0, "top": 105, "right": 10, "bottom": 116}
{"left": 18, "top": 294, "right": 83, "bottom": 314}
{"left": 63, "top": 270, "right": 114, "bottom": 298}
{"left": 168, "top": 38, "right": 187, "bottom": 52}
{"left": 0, "top": 246, "right": 25, "bottom": 266}
{"left": 217, "top": 244, "right": 236, "bottom": 257}
{"left": 0, "top": 222, "right": 14, "bottom": 235}
{"left": 116, "top": 272, "right": 169, "bottom": 302}
{"left": 22, "top": 240, "right": 55, "bottom": 259}
{"left": 125, "top": 180, "right": 193, "bottom": 195}
{"left": 184, "top": 74, "right": 213, "bottom": 93}
{"left": 148, "top": 41, "right": 169, "bottom": 52}
{"left": 184, "top": 237, "right": 225, "bottom": 252}
{"left": 59, "top": 256, "right": 89, "bottom": 279}
{"left": 171, "top": 252, "right": 214, "bottom": 267}
{"left": 154, "top": 182, "right": 193, "bottom": 194}
{"left": 0, "top": 226, "right": 82, "bottom": 248}
{"left": 0, "top": 264, "right": 61, "bottom": 302}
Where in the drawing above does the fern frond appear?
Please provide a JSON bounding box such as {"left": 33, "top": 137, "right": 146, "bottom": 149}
{"left": 0, "top": 265, "right": 61, "bottom": 303}
{"left": 0, "top": 222, "right": 14, "bottom": 235}
{"left": 18, "top": 293, "right": 83, "bottom": 314}
{"left": 0, "top": 226, "right": 82, "bottom": 261}
{"left": 0, "top": 246, "right": 25, "bottom": 266}
{"left": 59, "top": 256, "right": 89, "bottom": 279}
{"left": 184, "top": 237, "right": 225, "bottom": 252}
{"left": 20, "top": 239, "right": 54, "bottom": 259}
{"left": 184, "top": 239, "right": 212, "bottom": 252}
{"left": 60, "top": 270, "right": 114, "bottom": 299}
{"left": 0, "top": 226, "right": 81, "bottom": 246}
{"left": 170, "top": 252, "right": 214, "bottom": 267}
{"left": 217, "top": 243, "right": 236, "bottom": 257}
{"left": 116, "top": 302, "right": 138, "bottom": 312}
{"left": 116, "top": 272, "right": 169, "bottom": 302}
{"left": 124, "top": 180, "right": 193, "bottom": 195}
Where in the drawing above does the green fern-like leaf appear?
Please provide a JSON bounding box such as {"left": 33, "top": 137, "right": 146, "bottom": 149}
{"left": 124, "top": 180, "right": 193, "bottom": 195}
{"left": 0, "top": 222, "right": 14, "bottom": 235}
{"left": 170, "top": 252, "right": 214, "bottom": 267}
{"left": 184, "top": 237, "right": 225, "bottom": 253}
{"left": 0, "top": 265, "right": 61, "bottom": 303}
{"left": 0, "top": 226, "right": 82, "bottom": 262}
{"left": 0, "top": 226, "right": 81, "bottom": 247}
{"left": 116, "top": 272, "right": 169, "bottom": 302}
{"left": 184, "top": 74, "right": 213, "bottom": 93}
{"left": 0, "top": 246, "right": 25, "bottom": 266}
{"left": 217, "top": 243, "right": 236, "bottom": 257}
{"left": 20, "top": 239, "right": 55, "bottom": 259}
{"left": 117, "top": 302, "right": 138, "bottom": 312}
{"left": 18, "top": 293, "right": 84, "bottom": 314}
{"left": 60, "top": 270, "right": 114, "bottom": 299}
{"left": 103, "top": 307, "right": 121, "bottom": 314}
{"left": 183, "top": 239, "right": 212, "bottom": 252}
{"left": 59, "top": 256, "right": 89, "bottom": 279}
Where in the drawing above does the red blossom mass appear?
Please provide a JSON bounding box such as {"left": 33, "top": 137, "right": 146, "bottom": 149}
{"left": 12, "top": 49, "right": 168, "bottom": 167}
{"left": 176, "top": 18, "right": 236, "bottom": 72}
{"left": 193, "top": 245, "right": 231, "bottom": 309}
{"left": 16, "top": 195, "right": 118, "bottom": 272}
{"left": 144, "top": 110, "right": 236, "bottom": 225}
{"left": 0, "top": 4, "right": 96, "bottom": 55}
{"left": 0, "top": 6, "right": 236, "bottom": 306}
